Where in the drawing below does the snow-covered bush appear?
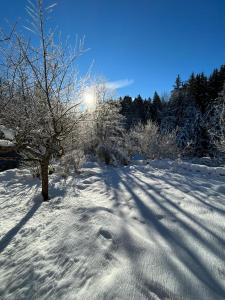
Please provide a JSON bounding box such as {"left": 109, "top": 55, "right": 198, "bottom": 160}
{"left": 129, "top": 120, "right": 179, "bottom": 159}
{"left": 19, "top": 160, "right": 41, "bottom": 178}
{"left": 60, "top": 149, "right": 86, "bottom": 175}
{"left": 96, "top": 144, "right": 111, "bottom": 165}
{"left": 110, "top": 147, "right": 129, "bottom": 166}
{"left": 93, "top": 100, "right": 129, "bottom": 165}
{"left": 158, "top": 130, "right": 180, "bottom": 159}
{"left": 21, "top": 160, "right": 56, "bottom": 178}
{"left": 204, "top": 85, "right": 225, "bottom": 159}
{"left": 96, "top": 144, "right": 129, "bottom": 166}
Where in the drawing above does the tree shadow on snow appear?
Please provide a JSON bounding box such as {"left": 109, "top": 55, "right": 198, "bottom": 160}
{"left": 0, "top": 196, "right": 42, "bottom": 253}
{"left": 101, "top": 165, "right": 225, "bottom": 300}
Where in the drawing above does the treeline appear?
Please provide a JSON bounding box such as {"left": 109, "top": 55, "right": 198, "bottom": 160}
{"left": 118, "top": 64, "right": 225, "bottom": 157}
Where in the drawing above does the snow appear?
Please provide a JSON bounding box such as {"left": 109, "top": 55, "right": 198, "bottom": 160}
{"left": 147, "top": 159, "right": 225, "bottom": 176}
{"left": 1, "top": 160, "right": 225, "bottom": 299}
{"left": 0, "top": 140, "right": 15, "bottom": 147}
{"left": 0, "top": 125, "right": 15, "bottom": 141}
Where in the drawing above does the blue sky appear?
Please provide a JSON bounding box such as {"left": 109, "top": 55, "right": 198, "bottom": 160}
{"left": 1, "top": 0, "right": 225, "bottom": 98}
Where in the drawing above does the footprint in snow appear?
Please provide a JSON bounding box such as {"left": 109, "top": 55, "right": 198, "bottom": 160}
{"left": 76, "top": 184, "right": 87, "bottom": 190}
{"left": 97, "top": 228, "right": 118, "bottom": 263}
{"left": 97, "top": 228, "right": 114, "bottom": 250}
{"left": 82, "top": 179, "right": 92, "bottom": 185}
{"left": 82, "top": 178, "right": 100, "bottom": 185}
{"left": 99, "top": 228, "right": 112, "bottom": 240}
{"left": 79, "top": 213, "right": 90, "bottom": 222}
{"left": 132, "top": 215, "right": 146, "bottom": 224}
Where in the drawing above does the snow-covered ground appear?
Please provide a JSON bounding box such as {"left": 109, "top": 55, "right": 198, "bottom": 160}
{"left": 0, "top": 160, "right": 225, "bottom": 300}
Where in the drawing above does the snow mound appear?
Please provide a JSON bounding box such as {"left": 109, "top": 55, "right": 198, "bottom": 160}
{"left": 146, "top": 159, "right": 225, "bottom": 177}
{"left": 0, "top": 125, "right": 15, "bottom": 141}
{"left": 0, "top": 139, "right": 15, "bottom": 147}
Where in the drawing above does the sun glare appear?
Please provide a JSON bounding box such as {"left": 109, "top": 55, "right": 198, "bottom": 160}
{"left": 83, "top": 87, "right": 97, "bottom": 110}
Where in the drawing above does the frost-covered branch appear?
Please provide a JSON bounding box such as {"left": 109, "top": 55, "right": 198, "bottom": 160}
{"left": 0, "top": 0, "right": 88, "bottom": 200}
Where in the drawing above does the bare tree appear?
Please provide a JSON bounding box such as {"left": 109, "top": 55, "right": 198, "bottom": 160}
{"left": 0, "top": 0, "right": 87, "bottom": 200}
{"left": 0, "top": 24, "right": 16, "bottom": 42}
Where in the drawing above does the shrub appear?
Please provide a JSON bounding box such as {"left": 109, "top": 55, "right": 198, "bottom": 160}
{"left": 129, "top": 120, "right": 179, "bottom": 160}
{"left": 60, "top": 149, "right": 86, "bottom": 175}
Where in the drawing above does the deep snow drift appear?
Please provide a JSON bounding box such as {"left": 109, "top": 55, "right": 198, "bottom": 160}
{"left": 0, "top": 160, "right": 225, "bottom": 300}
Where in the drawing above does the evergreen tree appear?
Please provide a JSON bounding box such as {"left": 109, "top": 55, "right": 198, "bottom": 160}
{"left": 152, "top": 91, "right": 162, "bottom": 108}
{"left": 208, "top": 65, "right": 225, "bottom": 103}
{"left": 120, "top": 95, "right": 133, "bottom": 128}
{"left": 118, "top": 64, "right": 225, "bottom": 158}
{"left": 174, "top": 75, "right": 182, "bottom": 90}
{"left": 133, "top": 95, "right": 144, "bottom": 124}
{"left": 152, "top": 92, "right": 162, "bottom": 123}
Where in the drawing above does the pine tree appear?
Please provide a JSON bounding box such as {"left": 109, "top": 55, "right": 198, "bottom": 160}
{"left": 133, "top": 95, "right": 144, "bottom": 124}
{"left": 152, "top": 92, "right": 162, "bottom": 123}
{"left": 120, "top": 96, "right": 133, "bottom": 128}
{"left": 174, "top": 75, "right": 182, "bottom": 90}
{"left": 152, "top": 91, "right": 162, "bottom": 108}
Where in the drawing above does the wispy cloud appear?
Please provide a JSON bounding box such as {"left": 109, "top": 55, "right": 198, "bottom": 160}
{"left": 105, "top": 79, "right": 134, "bottom": 90}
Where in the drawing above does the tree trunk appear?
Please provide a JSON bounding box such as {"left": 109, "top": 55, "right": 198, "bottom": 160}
{"left": 40, "top": 160, "right": 49, "bottom": 201}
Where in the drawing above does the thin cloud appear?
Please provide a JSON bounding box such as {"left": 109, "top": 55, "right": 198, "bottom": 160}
{"left": 105, "top": 79, "right": 134, "bottom": 90}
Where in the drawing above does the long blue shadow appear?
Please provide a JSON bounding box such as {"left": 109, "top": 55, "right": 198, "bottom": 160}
{"left": 0, "top": 199, "right": 42, "bottom": 253}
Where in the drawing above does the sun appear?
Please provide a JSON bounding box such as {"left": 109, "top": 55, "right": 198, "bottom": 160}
{"left": 83, "top": 87, "right": 97, "bottom": 110}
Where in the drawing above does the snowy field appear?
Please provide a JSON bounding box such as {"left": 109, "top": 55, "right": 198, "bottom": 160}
{"left": 0, "top": 160, "right": 225, "bottom": 300}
